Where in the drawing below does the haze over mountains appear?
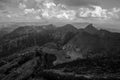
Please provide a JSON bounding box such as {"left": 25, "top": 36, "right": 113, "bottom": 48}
{"left": 0, "top": 22, "right": 120, "bottom": 32}
{"left": 0, "top": 23, "right": 120, "bottom": 80}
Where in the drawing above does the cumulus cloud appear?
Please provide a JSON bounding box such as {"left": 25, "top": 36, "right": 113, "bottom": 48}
{"left": 78, "top": 6, "right": 120, "bottom": 20}
{"left": 0, "top": 0, "right": 120, "bottom": 23}
{"left": 17, "top": 0, "right": 120, "bottom": 21}
{"left": 19, "top": 3, "right": 27, "bottom": 9}
{"left": 18, "top": 0, "right": 76, "bottom": 20}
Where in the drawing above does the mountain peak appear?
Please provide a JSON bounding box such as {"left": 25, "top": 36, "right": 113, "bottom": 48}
{"left": 85, "top": 24, "right": 96, "bottom": 30}
{"left": 62, "top": 24, "right": 77, "bottom": 30}
{"left": 64, "top": 24, "right": 74, "bottom": 27}
{"left": 84, "top": 24, "right": 99, "bottom": 34}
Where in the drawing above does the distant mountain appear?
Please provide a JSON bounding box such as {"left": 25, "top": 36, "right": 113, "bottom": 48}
{"left": 94, "top": 23, "right": 120, "bottom": 32}
{"left": 0, "top": 23, "right": 120, "bottom": 80}
{"left": 72, "top": 22, "right": 90, "bottom": 28}
{"left": 0, "top": 26, "right": 18, "bottom": 39}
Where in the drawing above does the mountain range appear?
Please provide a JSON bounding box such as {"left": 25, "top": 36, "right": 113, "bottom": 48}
{"left": 0, "top": 23, "right": 120, "bottom": 80}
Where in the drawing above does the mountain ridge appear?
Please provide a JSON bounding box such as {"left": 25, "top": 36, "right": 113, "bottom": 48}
{"left": 0, "top": 23, "right": 120, "bottom": 80}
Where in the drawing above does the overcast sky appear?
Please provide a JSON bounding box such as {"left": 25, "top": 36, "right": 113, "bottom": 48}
{"left": 1, "top": 0, "right": 120, "bottom": 8}
{"left": 0, "top": 0, "right": 120, "bottom": 26}
{"left": 59, "top": 0, "right": 120, "bottom": 8}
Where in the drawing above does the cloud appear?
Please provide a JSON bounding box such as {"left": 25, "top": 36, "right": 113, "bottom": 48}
{"left": 19, "top": 0, "right": 119, "bottom": 21}
{"left": 0, "top": 3, "right": 5, "bottom": 10}
{"left": 55, "top": 0, "right": 99, "bottom": 7}
{"left": 0, "top": 0, "right": 9, "bottom": 10}
{"left": 0, "top": 0, "right": 9, "bottom": 3}
{"left": 21, "top": 0, "right": 76, "bottom": 20}
{"left": 78, "top": 6, "right": 120, "bottom": 20}
{"left": 0, "top": 0, "right": 23, "bottom": 9}
{"left": 0, "top": 0, "right": 120, "bottom": 23}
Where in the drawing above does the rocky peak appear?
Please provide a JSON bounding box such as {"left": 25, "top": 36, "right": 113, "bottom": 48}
{"left": 59, "top": 24, "right": 78, "bottom": 33}
{"left": 84, "top": 24, "right": 99, "bottom": 35}
{"left": 63, "top": 24, "right": 76, "bottom": 29}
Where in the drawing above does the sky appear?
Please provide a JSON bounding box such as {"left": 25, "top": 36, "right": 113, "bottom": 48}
{"left": 0, "top": 0, "right": 120, "bottom": 25}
